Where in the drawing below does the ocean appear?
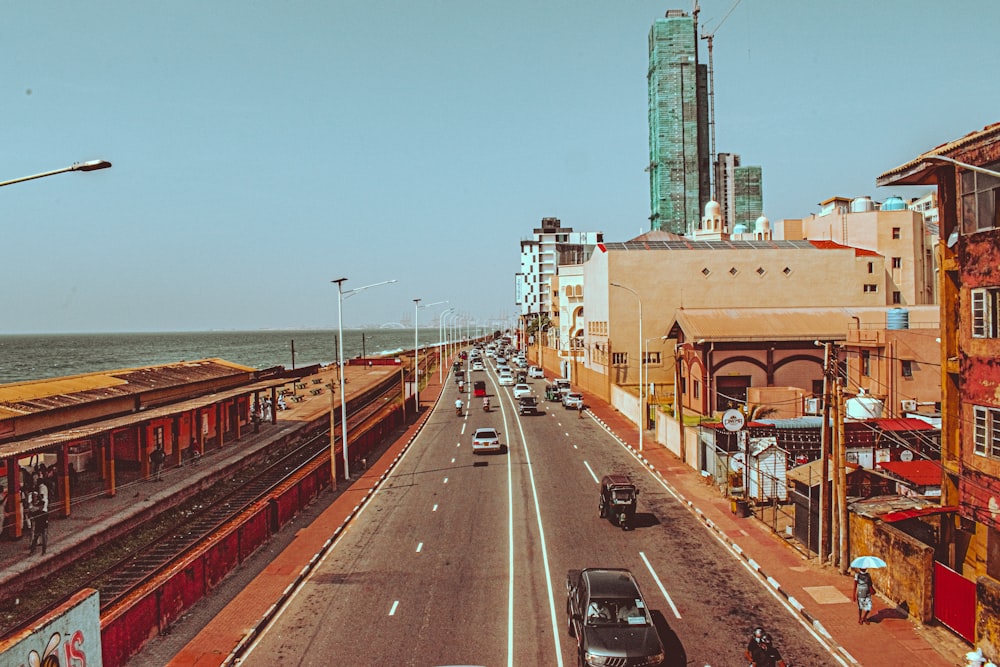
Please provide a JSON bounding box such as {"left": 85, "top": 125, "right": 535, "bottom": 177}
{"left": 0, "top": 329, "right": 438, "bottom": 385}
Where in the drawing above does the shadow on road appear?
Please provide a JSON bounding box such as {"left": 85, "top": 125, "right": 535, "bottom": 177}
{"left": 651, "top": 609, "right": 687, "bottom": 667}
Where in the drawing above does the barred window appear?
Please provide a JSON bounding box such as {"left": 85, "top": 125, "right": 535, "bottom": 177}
{"left": 612, "top": 352, "right": 628, "bottom": 365}
{"left": 973, "top": 405, "right": 1000, "bottom": 458}
{"left": 972, "top": 288, "right": 1000, "bottom": 338}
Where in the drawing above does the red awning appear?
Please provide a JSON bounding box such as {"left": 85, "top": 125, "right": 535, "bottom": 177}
{"left": 881, "top": 506, "right": 959, "bottom": 522}
{"left": 874, "top": 418, "right": 935, "bottom": 432}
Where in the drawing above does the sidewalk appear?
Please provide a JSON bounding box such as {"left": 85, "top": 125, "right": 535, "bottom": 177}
{"left": 580, "top": 396, "right": 967, "bottom": 667}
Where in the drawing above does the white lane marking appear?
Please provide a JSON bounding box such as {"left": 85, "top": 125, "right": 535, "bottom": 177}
{"left": 640, "top": 551, "right": 681, "bottom": 619}
{"left": 389, "top": 600, "right": 399, "bottom": 616}
{"left": 416, "top": 542, "right": 423, "bottom": 553}
{"left": 456, "top": 442, "right": 461, "bottom": 447}
{"left": 451, "top": 457, "right": 456, "bottom": 463}
{"left": 507, "top": 389, "right": 563, "bottom": 666}
{"left": 583, "top": 461, "right": 600, "bottom": 483}
{"left": 461, "top": 423, "right": 467, "bottom": 434}
{"left": 443, "top": 477, "right": 448, "bottom": 484}
{"left": 432, "top": 504, "right": 438, "bottom": 512}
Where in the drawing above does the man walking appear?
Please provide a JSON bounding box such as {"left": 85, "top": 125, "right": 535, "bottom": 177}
{"left": 151, "top": 444, "right": 166, "bottom": 481}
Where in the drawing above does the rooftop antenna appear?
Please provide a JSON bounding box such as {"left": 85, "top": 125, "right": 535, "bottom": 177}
{"left": 700, "top": 0, "right": 743, "bottom": 202}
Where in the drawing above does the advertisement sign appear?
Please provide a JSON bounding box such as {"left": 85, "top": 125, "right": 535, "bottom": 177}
{"left": 0, "top": 589, "right": 101, "bottom": 667}
{"left": 722, "top": 408, "right": 745, "bottom": 432}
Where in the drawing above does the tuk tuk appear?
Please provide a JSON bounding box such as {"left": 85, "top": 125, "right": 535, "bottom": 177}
{"left": 516, "top": 371, "right": 527, "bottom": 384}
{"left": 454, "top": 370, "right": 465, "bottom": 384}
{"left": 517, "top": 396, "right": 537, "bottom": 415}
{"left": 599, "top": 474, "right": 639, "bottom": 530}
{"left": 545, "top": 384, "right": 561, "bottom": 402}
{"left": 473, "top": 380, "right": 487, "bottom": 398}
{"left": 452, "top": 360, "right": 462, "bottom": 372}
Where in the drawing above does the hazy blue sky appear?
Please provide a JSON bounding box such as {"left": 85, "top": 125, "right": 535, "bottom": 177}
{"left": 3, "top": 1, "right": 997, "bottom": 334}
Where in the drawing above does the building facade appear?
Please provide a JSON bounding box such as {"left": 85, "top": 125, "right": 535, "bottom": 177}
{"left": 878, "top": 121, "right": 1000, "bottom": 654}
{"left": 515, "top": 217, "right": 601, "bottom": 321}
{"left": 647, "top": 9, "right": 709, "bottom": 235}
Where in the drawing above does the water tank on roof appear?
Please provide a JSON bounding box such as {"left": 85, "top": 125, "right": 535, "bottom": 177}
{"left": 846, "top": 390, "right": 884, "bottom": 420}
{"left": 881, "top": 196, "right": 906, "bottom": 211}
{"left": 851, "top": 197, "right": 875, "bottom": 213}
{"left": 887, "top": 307, "right": 909, "bottom": 330}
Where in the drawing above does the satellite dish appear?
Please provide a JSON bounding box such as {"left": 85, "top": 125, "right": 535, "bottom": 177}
{"left": 729, "top": 451, "right": 746, "bottom": 473}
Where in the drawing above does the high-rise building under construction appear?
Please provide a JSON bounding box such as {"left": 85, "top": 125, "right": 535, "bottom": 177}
{"left": 647, "top": 9, "right": 710, "bottom": 235}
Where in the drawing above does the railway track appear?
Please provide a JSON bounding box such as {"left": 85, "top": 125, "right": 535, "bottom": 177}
{"left": 1, "top": 370, "right": 412, "bottom": 635}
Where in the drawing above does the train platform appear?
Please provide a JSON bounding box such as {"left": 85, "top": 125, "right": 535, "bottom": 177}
{"left": 0, "top": 363, "right": 396, "bottom": 597}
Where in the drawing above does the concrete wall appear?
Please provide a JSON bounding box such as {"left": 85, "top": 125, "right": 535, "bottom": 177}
{"left": 849, "top": 513, "right": 935, "bottom": 622}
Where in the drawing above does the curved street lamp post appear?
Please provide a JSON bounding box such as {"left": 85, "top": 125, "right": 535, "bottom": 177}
{"left": 610, "top": 282, "right": 643, "bottom": 451}
{"left": 0, "top": 159, "right": 112, "bottom": 188}
{"left": 331, "top": 277, "right": 396, "bottom": 481}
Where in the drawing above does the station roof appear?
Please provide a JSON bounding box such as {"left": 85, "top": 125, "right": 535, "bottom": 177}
{"left": 0, "top": 376, "right": 286, "bottom": 460}
{"left": 0, "top": 358, "right": 257, "bottom": 420}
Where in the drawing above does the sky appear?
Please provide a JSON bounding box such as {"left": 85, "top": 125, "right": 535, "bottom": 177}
{"left": 3, "top": 1, "right": 998, "bottom": 334}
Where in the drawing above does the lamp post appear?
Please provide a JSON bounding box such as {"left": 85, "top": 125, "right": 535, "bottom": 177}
{"left": 331, "top": 277, "right": 396, "bottom": 481}
{"left": 610, "top": 282, "right": 643, "bottom": 451}
{"left": 413, "top": 299, "right": 446, "bottom": 413}
{"left": 0, "top": 159, "right": 112, "bottom": 188}
{"left": 439, "top": 308, "right": 454, "bottom": 383}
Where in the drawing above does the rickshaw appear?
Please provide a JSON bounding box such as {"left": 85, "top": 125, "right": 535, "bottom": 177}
{"left": 545, "top": 384, "right": 561, "bottom": 402}
{"left": 454, "top": 369, "right": 465, "bottom": 385}
{"left": 473, "top": 380, "right": 487, "bottom": 398}
{"left": 599, "top": 474, "right": 639, "bottom": 530}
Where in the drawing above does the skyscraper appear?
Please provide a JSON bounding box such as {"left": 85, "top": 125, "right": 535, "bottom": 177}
{"left": 647, "top": 9, "right": 709, "bottom": 235}
{"left": 715, "top": 153, "right": 763, "bottom": 232}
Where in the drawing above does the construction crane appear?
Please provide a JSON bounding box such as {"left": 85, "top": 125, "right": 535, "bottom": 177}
{"left": 695, "top": 0, "right": 743, "bottom": 202}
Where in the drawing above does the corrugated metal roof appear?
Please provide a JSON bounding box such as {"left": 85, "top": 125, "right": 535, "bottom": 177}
{"left": 877, "top": 460, "right": 942, "bottom": 486}
{"left": 787, "top": 459, "right": 860, "bottom": 484}
{"left": 876, "top": 122, "right": 1000, "bottom": 186}
{"left": 0, "top": 377, "right": 286, "bottom": 459}
{"left": 0, "top": 358, "right": 256, "bottom": 419}
{"left": 874, "top": 418, "right": 936, "bottom": 432}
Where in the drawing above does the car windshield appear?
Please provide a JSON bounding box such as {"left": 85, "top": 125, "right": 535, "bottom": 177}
{"left": 475, "top": 429, "right": 497, "bottom": 439}
{"left": 586, "top": 598, "right": 648, "bottom": 627}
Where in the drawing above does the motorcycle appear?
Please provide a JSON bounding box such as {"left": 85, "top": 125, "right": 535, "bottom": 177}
{"left": 455, "top": 401, "right": 463, "bottom": 416}
{"left": 483, "top": 398, "right": 490, "bottom": 412}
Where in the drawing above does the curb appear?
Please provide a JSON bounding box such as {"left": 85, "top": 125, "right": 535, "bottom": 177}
{"left": 223, "top": 390, "right": 441, "bottom": 665}
{"left": 586, "top": 410, "right": 860, "bottom": 666}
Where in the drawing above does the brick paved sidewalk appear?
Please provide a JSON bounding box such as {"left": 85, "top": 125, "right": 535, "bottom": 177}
{"left": 579, "top": 395, "right": 967, "bottom": 667}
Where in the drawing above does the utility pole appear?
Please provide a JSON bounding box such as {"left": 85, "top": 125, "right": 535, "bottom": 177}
{"left": 837, "top": 379, "right": 850, "bottom": 574}
{"left": 818, "top": 342, "right": 832, "bottom": 564}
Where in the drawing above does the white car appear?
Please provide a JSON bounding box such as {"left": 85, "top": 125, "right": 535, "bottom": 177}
{"left": 472, "top": 427, "right": 502, "bottom": 454}
{"left": 472, "top": 361, "right": 485, "bottom": 371}
{"left": 528, "top": 366, "right": 545, "bottom": 379}
{"left": 512, "top": 383, "right": 532, "bottom": 399}
{"left": 498, "top": 372, "right": 515, "bottom": 386}
{"left": 562, "top": 392, "right": 585, "bottom": 410}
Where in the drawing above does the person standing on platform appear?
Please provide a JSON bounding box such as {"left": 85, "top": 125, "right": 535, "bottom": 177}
{"left": 151, "top": 443, "right": 166, "bottom": 481}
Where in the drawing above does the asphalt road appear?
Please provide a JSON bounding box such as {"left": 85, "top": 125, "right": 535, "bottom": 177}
{"left": 238, "top": 360, "right": 841, "bottom": 667}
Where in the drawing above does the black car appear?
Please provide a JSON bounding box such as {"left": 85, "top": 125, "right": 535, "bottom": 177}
{"left": 566, "top": 568, "right": 665, "bottom": 667}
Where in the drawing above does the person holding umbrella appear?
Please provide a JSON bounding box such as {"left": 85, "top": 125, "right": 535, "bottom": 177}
{"left": 850, "top": 555, "right": 886, "bottom": 624}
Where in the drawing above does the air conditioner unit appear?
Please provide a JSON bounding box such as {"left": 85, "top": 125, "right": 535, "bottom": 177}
{"left": 900, "top": 399, "right": 917, "bottom": 412}
{"left": 804, "top": 397, "right": 821, "bottom": 415}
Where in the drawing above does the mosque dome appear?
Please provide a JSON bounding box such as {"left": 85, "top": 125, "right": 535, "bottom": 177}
{"left": 704, "top": 200, "right": 722, "bottom": 217}
{"left": 755, "top": 215, "right": 770, "bottom": 232}
{"left": 733, "top": 223, "right": 750, "bottom": 234}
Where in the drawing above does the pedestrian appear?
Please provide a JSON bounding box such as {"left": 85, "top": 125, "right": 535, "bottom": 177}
{"left": 749, "top": 632, "right": 785, "bottom": 667}
{"left": 27, "top": 492, "right": 48, "bottom": 555}
{"left": 150, "top": 444, "right": 166, "bottom": 481}
{"left": 264, "top": 397, "right": 273, "bottom": 421}
{"left": 853, "top": 567, "right": 876, "bottom": 624}
{"left": 577, "top": 403, "right": 584, "bottom": 419}
{"left": 745, "top": 627, "right": 764, "bottom": 663}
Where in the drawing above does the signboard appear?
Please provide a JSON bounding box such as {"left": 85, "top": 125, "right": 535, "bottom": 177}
{"left": 722, "top": 408, "right": 745, "bottom": 432}
{"left": 0, "top": 589, "right": 102, "bottom": 667}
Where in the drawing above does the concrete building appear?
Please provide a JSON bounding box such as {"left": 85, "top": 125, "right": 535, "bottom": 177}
{"left": 515, "top": 217, "right": 601, "bottom": 323}
{"left": 715, "top": 153, "right": 764, "bottom": 234}
{"left": 878, "top": 121, "right": 1000, "bottom": 653}
{"left": 773, "top": 196, "right": 937, "bottom": 307}
{"left": 647, "top": 9, "right": 709, "bottom": 235}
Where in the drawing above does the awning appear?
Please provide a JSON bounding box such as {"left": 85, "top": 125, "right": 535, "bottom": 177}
{"left": 881, "top": 505, "right": 959, "bottom": 522}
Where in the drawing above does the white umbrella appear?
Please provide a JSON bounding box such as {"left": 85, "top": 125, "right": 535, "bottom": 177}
{"left": 850, "top": 555, "right": 887, "bottom": 569}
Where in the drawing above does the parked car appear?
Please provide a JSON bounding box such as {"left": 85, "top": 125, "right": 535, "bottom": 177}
{"left": 562, "top": 392, "right": 584, "bottom": 410}
{"left": 498, "top": 372, "right": 515, "bottom": 386}
{"left": 566, "top": 568, "right": 665, "bottom": 667}
{"left": 512, "top": 383, "right": 532, "bottom": 399}
{"left": 471, "top": 427, "right": 502, "bottom": 454}
{"left": 528, "top": 366, "right": 545, "bottom": 379}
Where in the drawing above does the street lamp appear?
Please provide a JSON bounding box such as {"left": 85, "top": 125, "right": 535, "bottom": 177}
{"left": 438, "top": 308, "right": 455, "bottom": 382}
{"left": 610, "top": 282, "right": 643, "bottom": 451}
{"left": 331, "top": 277, "right": 396, "bottom": 481}
{"left": 413, "top": 299, "right": 446, "bottom": 413}
{"left": 0, "top": 159, "right": 112, "bottom": 188}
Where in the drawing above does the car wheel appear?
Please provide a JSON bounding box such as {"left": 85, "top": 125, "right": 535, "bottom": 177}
{"left": 599, "top": 500, "right": 606, "bottom": 518}
{"left": 567, "top": 613, "right": 575, "bottom": 638}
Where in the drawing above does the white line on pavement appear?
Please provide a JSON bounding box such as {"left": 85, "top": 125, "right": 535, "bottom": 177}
{"left": 389, "top": 600, "right": 399, "bottom": 616}
{"left": 640, "top": 551, "right": 681, "bottom": 619}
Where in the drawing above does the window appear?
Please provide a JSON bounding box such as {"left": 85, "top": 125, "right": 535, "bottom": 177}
{"left": 693, "top": 380, "right": 700, "bottom": 399}
{"left": 861, "top": 350, "right": 871, "bottom": 377}
{"left": 153, "top": 426, "right": 164, "bottom": 448}
{"left": 611, "top": 352, "right": 628, "bottom": 366}
{"left": 892, "top": 257, "right": 902, "bottom": 269}
{"left": 892, "top": 291, "right": 902, "bottom": 304}
{"left": 644, "top": 351, "right": 661, "bottom": 365}
{"left": 892, "top": 227, "right": 901, "bottom": 239}
{"left": 972, "top": 287, "right": 1000, "bottom": 338}
{"left": 864, "top": 284, "right": 878, "bottom": 293}
{"left": 867, "top": 262, "right": 874, "bottom": 274}
{"left": 973, "top": 405, "right": 1000, "bottom": 458}
{"left": 961, "top": 164, "right": 1000, "bottom": 234}
{"left": 901, "top": 360, "right": 912, "bottom": 377}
